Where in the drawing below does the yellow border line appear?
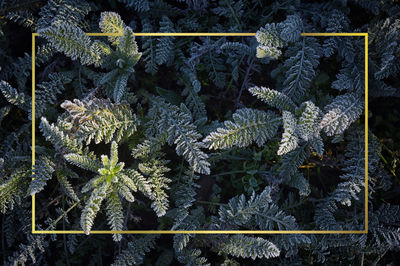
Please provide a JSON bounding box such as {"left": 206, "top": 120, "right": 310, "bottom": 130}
{"left": 86, "top": 32, "right": 256, "bottom": 36}
{"left": 34, "top": 230, "right": 366, "bottom": 234}
{"left": 301, "top": 33, "right": 367, "bottom": 37}
{"left": 32, "top": 33, "right": 36, "bottom": 234}
{"left": 365, "top": 33, "right": 369, "bottom": 232}
{"left": 32, "top": 32, "right": 368, "bottom": 235}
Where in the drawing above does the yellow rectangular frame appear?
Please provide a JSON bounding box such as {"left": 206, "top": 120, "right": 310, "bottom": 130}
{"left": 32, "top": 32, "right": 368, "bottom": 234}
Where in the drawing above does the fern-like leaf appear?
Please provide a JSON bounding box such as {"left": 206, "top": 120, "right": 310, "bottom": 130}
{"left": 117, "top": 0, "right": 150, "bottom": 12}
{"left": 99, "top": 12, "right": 125, "bottom": 46}
{"left": 81, "top": 183, "right": 109, "bottom": 234}
{"left": 60, "top": 98, "right": 138, "bottom": 144}
{"left": 221, "top": 235, "right": 280, "bottom": 259}
{"left": 296, "top": 101, "right": 322, "bottom": 141}
{"left": 204, "top": 108, "right": 280, "bottom": 149}
{"left": 138, "top": 160, "right": 171, "bottom": 216}
{"left": 156, "top": 16, "right": 175, "bottom": 65}
{"left": 248, "top": 86, "right": 296, "bottom": 112}
{"left": 64, "top": 153, "right": 101, "bottom": 173}
{"left": 282, "top": 38, "right": 321, "bottom": 102}
{"left": 0, "top": 80, "right": 29, "bottom": 110}
{"left": 278, "top": 111, "right": 298, "bottom": 155}
{"left": 39, "top": 23, "right": 106, "bottom": 67}
{"left": 279, "top": 14, "right": 303, "bottom": 43}
{"left": 112, "top": 235, "right": 157, "bottom": 266}
{"left": 319, "top": 93, "right": 364, "bottom": 136}
{"left": 255, "top": 23, "right": 284, "bottom": 59}
{"left": 106, "top": 191, "right": 124, "bottom": 241}
{"left": 148, "top": 97, "right": 210, "bottom": 175}
{"left": 29, "top": 157, "right": 56, "bottom": 195}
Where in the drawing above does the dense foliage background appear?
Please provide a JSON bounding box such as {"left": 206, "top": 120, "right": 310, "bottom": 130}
{"left": 0, "top": 0, "right": 400, "bottom": 265}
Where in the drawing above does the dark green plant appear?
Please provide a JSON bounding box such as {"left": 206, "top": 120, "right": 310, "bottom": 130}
{"left": 0, "top": 0, "right": 399, "bottom": 265}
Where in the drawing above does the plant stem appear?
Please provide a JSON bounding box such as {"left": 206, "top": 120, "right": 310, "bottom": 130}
{"left": 62, "top": 198, "right": 70, "bottom": 266}
{"left": 212, "top": 169, "right": 268, "bottom": 176}
{"left": 197, "top": 200, "right": 227, "bottom": 207}
{"left": 225, "top": 0, "right": 242, "bottom": 30}
{"left": 50, "top": 200, "right": 81, "bottom": 228}
{"left": 235, "top": 56, "right": 255, "bottom": 107}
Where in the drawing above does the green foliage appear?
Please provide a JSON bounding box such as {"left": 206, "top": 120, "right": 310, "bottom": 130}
{"left": 98, "top": 16, "right": 142, "bottom": 102}
{"left": 255, "top": 14, "right": 303, "bottom": 60}
{"left": 189, "top": 37, "right": 227, "bottom": 88}
{"left": 0, "top": 167, "right": 30, "bottom": 213}
{"left": 218, "top": 188, "right": 298, "bottom": 230}
{"left": 296, "top": 101, "right": 322, "bottom": 141}
{"left": 0, "top": 80, "right": 30, "bottom": 110}
{"left": 170, "top": 168, "right": 199, "bottom": 229}
{"left": 56, "top": 169, "right": 80, "bottom": 202}
{"left": 279, "top": 14, "right": 303, "bottom": 43}
{"left": 107, "top": 27, "right": 142, "bottom": 102}
{"left": 37, "top": 0, "right": 91, "bottom": 30}
{"left": 1, "top": 1, "right": 400, "bottom": 265}
{"left": 36, "top": 72, "right": 73, "bottom": 117}
{"left": 40, "top": 117, "right": 88, "bottom": 155}
{"left": 39, "top": 23, "right": 106, "bottom": 66}
{"left": 8, "top": 233, "right": 48, "bottom": 265}
{"left": 99, "top": 12, "right": 125, "bottom": 45}
{"left": 255, "top": 23, "right": 284, "bottom": 59}
{"left": 147, "top": 97, "right": 210, "bottom": 175}
{"left": 63, "top": 141, "right": 170, "bottom": 238}
{"left": 60, "top": 97, "right": 138, "bottom": 144}
{"left": 332, "top": 128, "right": 380, "bottom": 206}
{"left": 112, "top": 235, "right": 157, "bottom": 265}
{"left": 278, "top": 111, "right": 298, "bottom": 155}
{"left": 319, "top": 93, "right": 364, "bottom": 136}
{"left": 138, "top": 159, "right": 171, "bottom": 216}
{"left": 220, "top": 235, "right": 280, "bottom": 259}
{"left": 141, "top": 18, "right": 158, "bottom": 74}
{"left": 248, "top": 86, "right": 296, "bottom": 112}
{"left": 176, "top": 248, "right": 209, "bottom": 266}
{"left": 117, "top": 0, "right": 150, "bottom": 12}
{"left": 180, "top": 67, "right": 207, "bottom": 123}
{"left": 29, "top": 157, "right": 56, "bottom": 195}
{"left": 204, "top": 108, "right": 280, "bottom": 149}
{"left": 282, "top": 37, "right": 321, "bottom": 102}
{"left": 156, "top": 16, "right": 175, "bottom": 66}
